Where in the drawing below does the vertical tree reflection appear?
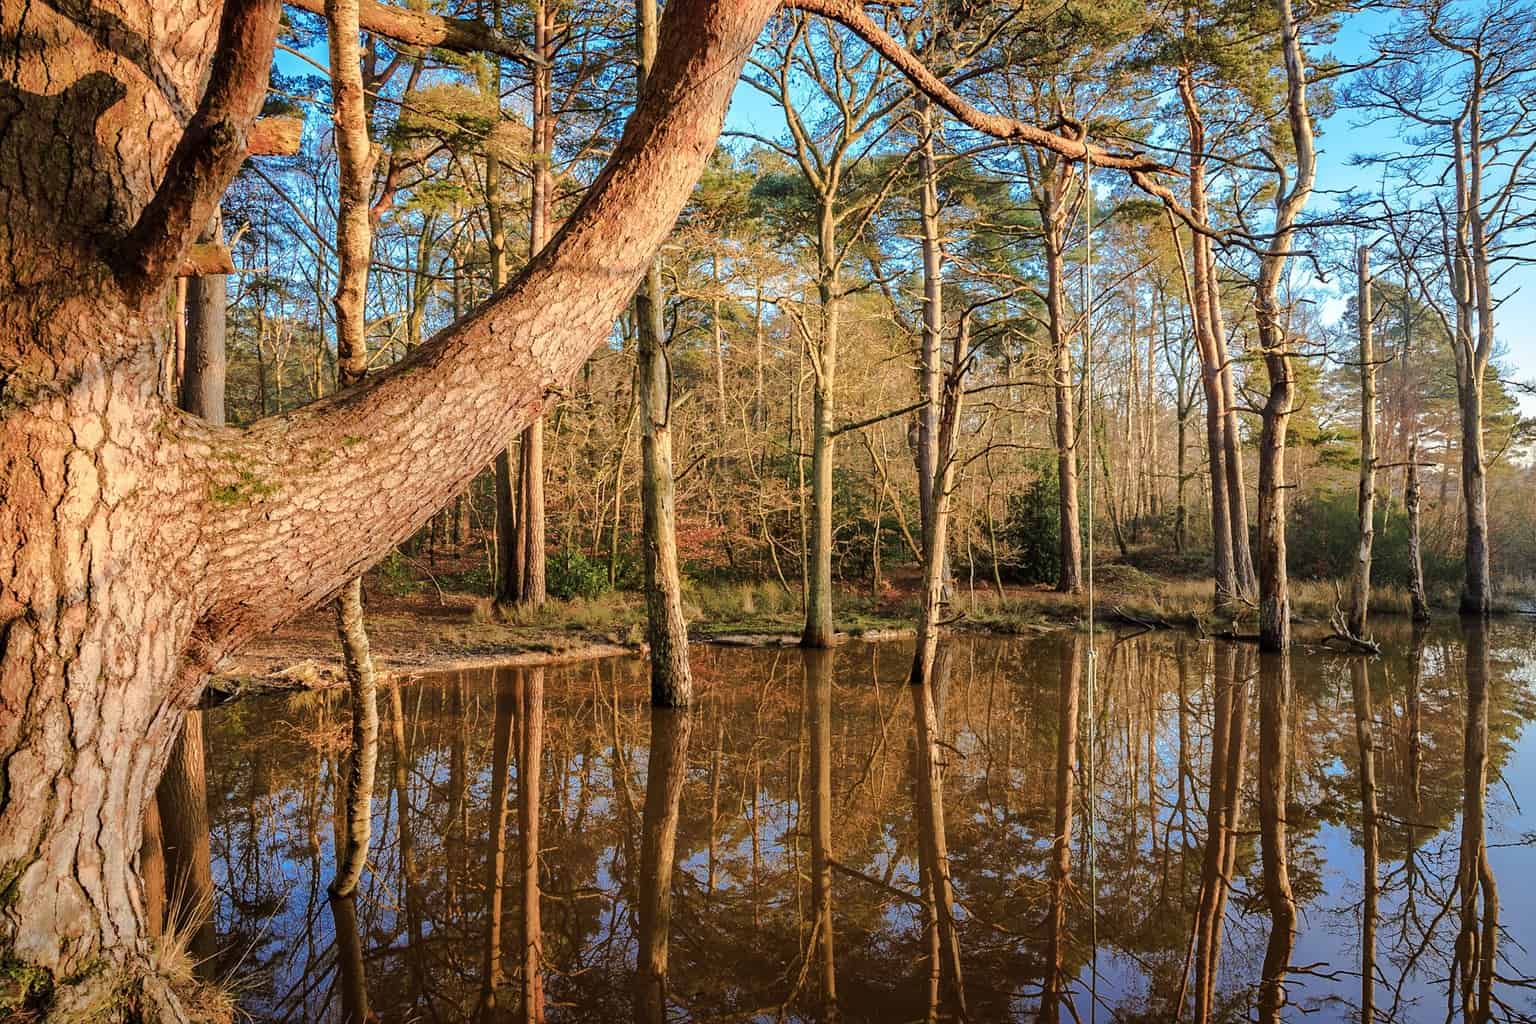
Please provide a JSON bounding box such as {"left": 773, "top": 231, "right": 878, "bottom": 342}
{"left": 635, "top": 707, "right": 692, "bottom": 1024}
{"left": 517, "top": 667, "right": 546, "bottom": 1023}
{"left": 330, "top": 891, "right": 370, "bottom": 1024}
{"left": 390, "top": 683, "right": 428, "bottom": 1001}
{"left": 481, "top": 669, "right": 516, "bottom": 1017}
{"left": 1184, "top": 643, "right": 1249, "bottom": 1024}
{"left": 1257, "top": 650, "right": 1297, "bottom": 1024}
{"left": 1455, "top": 619, "right": 1498, "bottom": 1024}
{"left": 912, "top": 643, "right": 967, "bottom": 1019}
{"left": 805, "top": 647, "right": 839, "bottom": 1019}
{"left": 1037, "top": 634, "right": 1080, "bottom": 1024}
{"left": 1351, "top": 656, "right": 1379, "bottom": 1024}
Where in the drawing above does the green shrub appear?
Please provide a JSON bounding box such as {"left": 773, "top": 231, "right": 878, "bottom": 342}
{"left": 547, "top": 548, "right": 611, "bottom": 601}
{"left": 374, "top": 549, "right": 420, "bottom": 595}
{"left": 1001, "top": 457, "right": 1065, "bottom": 585}
{"left": 1286, "top": 490, "right": 1459, "bottom": 591}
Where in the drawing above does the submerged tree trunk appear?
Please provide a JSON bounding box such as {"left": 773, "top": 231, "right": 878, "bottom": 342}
{"left": 635, "top": 0, "right": 692, "bottom": 707}
{"left": 805, "top": 648, "right": 839, "bottom": 1013}
{"left": 1347, "top": 245, "right": 1377, "bottom": 637}
{"left": 635, "top": 708, "right": 691, "bottom": 1024}
{"left": 481, "top": 670, "right": 516, "bottom": 1012}
{"left": 912, "top": 648, "right": 966, "bottom": 1016}
{"left": 517, "top": 668, "right": 546, "bottom": 1023}
{"left": 1456, "top": 620, "right": 1498, "bottom": 1022}
{"left": 1037, "top": 635, "right": 1080, "bottom": 1023}
{"left": 1351, "top": 658, "right": 1379, "bottom": 1024}
{"left": 1257, "top": 651, "right": 1297, "bottom": 1024}
{"left": 1191, "top": 644, "right": 1249, "bottom": 1024}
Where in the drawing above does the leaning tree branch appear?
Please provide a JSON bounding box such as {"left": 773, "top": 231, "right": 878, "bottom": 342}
{"left": 112, "top": 0, "right": 282, "bottom": 302}
{"left": 284, "top": 0, "right": 533, "bottom": 64}
{"left": 779, "top": 0, "right": 1216, "bottom": 234}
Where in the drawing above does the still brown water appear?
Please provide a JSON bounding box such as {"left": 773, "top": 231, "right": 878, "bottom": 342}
{"left": 205, "top": 621, "right": 1536, "bottom": 1022}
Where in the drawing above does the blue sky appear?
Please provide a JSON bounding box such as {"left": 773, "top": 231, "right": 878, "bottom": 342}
{"left": 718, "top": 12, "right": 1536, "bottom": 416}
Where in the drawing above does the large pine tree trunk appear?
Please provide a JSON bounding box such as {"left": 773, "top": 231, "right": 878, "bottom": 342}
{"left": 0, "top": 0, "right": 776, "bottom": 1003}
{"left": 1046, "top": 236, "right": 1083, "bottom": 595}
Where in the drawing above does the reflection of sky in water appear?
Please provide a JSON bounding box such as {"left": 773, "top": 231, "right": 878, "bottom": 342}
{"left": 205, "top": 622, "right": 1536, "bottom": 1022}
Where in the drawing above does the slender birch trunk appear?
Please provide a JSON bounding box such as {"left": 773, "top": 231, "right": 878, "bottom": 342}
{"left": 1347, "top": 245, "right": 1377, "bottom": 637}
{"left": 326, "top": 0, "right": 380, "bottom": 898}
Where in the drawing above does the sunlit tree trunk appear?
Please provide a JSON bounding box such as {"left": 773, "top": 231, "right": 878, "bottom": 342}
{"left": 914, "top": 97, "right": 952, "bottom": 596}
{"left": 635, "top": 0, "right": 692, "bottom": 706}
{"left": 1347, "top": 245, "right": 1377, "bottom": 637}
{"left": 1168, "top": 82, "right": 1237, "bottom": 609}
{"left": 1254, "top": 0, "right": 1315, "bottom": 651}
{"left": 803, "top": 229, "right": 840, "bottom": 648}
{"left": 327, "top": 0, "right": 381, "bottom": 898}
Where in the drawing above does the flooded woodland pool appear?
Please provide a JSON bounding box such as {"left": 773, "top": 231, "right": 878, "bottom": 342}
{"left": 202, "top": 622, "right": 1536, "bottom": 1022}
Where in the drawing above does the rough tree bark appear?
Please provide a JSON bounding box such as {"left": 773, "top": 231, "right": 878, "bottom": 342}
{"left": 635, "top": 0, "right": 693, "bottom": 707}
{"left": 0, "top": 0, "right": 1174, "bottom": 1006}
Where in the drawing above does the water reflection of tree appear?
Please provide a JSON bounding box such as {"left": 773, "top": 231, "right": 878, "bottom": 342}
{"left": 198, "top": 627, "right": 1536, "bottom": 1023}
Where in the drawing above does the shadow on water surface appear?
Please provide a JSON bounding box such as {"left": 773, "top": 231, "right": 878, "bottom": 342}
{"left": 198, "top": 621, "right": 1536, "bottom": 1022}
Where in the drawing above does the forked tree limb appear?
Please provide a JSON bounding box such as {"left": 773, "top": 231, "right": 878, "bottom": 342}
{"left": 112, "top": 0, "right": 282, "bottom": 302}
{"left": 284, "top": 0, "right": 533, "bottom": 64}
